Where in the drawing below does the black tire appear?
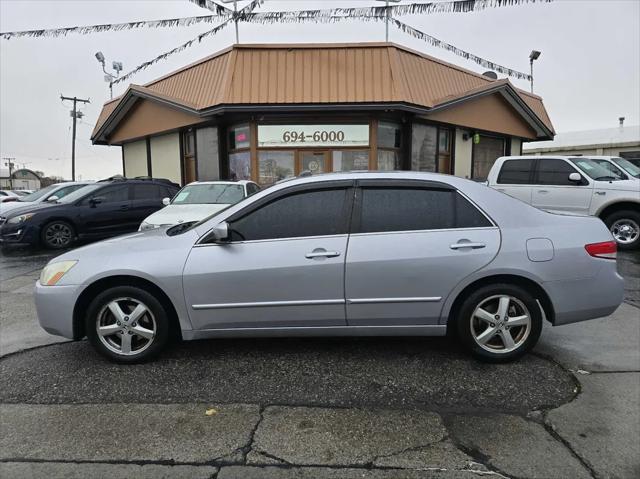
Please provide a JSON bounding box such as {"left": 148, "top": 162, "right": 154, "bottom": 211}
{"left": 604, "top": 210, "right": 640, "bottom": 251}
{"left": 85, "top": 286, "right": 171, "bottom": 364}
{"left": 41, "top": 220, "right": 75, "bottom": 249}
{"left": 455, "top": 283, "right": 543, "bottom": 363}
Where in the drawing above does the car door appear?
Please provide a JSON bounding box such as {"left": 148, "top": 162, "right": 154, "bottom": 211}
{"left": 182, "top": 181, "right": 354, "bottom": 330}
{"left": 77, "top": 184, "right": 132, "bottom": 237}
{"left": 493, "top": 158, "right": 534, "bottom": 204}
{"left": 345, "top": 180, "right": 500, "bottom": 326}
{"left": 531, "top": 159, "right": 593, "bottom": 215}
{"left": 130, "top": 183, "right": 167, "bottom": 227}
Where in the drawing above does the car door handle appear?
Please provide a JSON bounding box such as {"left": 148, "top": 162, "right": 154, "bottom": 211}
{"left": 450, "top": 242, "right": 486, "bottom": 250}
{"left": 119, "top": 205, "right": 130, "bottom": 211}
{"left": 595, "top": 191, "right": 606, "bottom": 196}
{"left": 537, "top": 189, "right": 548, "bottom": 194}
{"left": 305, "top": 250, "right": 341, "bottom": 259}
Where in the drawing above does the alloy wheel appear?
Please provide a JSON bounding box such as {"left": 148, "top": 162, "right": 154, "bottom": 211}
{"left": 610, "top": 218, "right": 639, "bottom": 245}
{"left": 45, "top": 223, "right": 72, "bottom": 247}
{"left": 96, "top": 297, "right": 156, "bottom": 356}
{"left": 470, "top": 295, "right": 532, "bottom": 354}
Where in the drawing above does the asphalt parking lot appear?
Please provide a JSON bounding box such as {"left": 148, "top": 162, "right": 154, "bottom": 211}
{"left": 0, "top": 245, "right": 638, "bottom": 478}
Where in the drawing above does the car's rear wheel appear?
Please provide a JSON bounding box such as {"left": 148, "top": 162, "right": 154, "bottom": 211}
{"left": 41, "top": 220, "right": 75, "bottom": 249}
{"left": 455, "top": 284, "right": 542, "bottom": 362}
{"left": 604, "top": 210, "right": 640, "bottom": 250}
{"left": 85, "top": 286, "right": 170, "bottom": 363}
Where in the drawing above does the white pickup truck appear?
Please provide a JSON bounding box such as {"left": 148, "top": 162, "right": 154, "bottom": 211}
{"left": 487, "top": 156, "right": 640, "bottom": 250}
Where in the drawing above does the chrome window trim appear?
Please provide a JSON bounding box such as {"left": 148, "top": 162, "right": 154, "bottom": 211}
{"left": 193, "top": 298, "right": 346, "bottom": 310}
{"left": 194, "top": 233, "right": 349, "bottom": 247}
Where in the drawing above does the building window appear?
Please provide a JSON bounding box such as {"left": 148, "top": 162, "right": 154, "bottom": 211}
{"left": 377, "top": 150, "right": 400, "bottom": 171}
{"left": 258, "top": 150, "right": 295, "bottom": 185}
{"left": 377, "top": 122, "right": 402, "bottom": 170}
{"left": 228, "top": 124, "right": 252, "bottom": 181}
{"left": 332, "top": 150, "right": 369, "bottom": 171}
{"left": 229, "top": 124, "right": 251, "bottom": 150}
{"left": 411, "top": 124, "right": 454, "bottom": 174}
{"left": 472, "top": 135, "right": 505, "bottom": 181}
{"left": 229, "top": 151, "right": 251, "bottom": 181}
{"left": 411, "top": 124, "right": 437, "bottom": 172}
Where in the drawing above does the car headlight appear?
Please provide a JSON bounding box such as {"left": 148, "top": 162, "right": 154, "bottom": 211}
{"left": 7, "top": 213, "right": 35, "bottom": 224}
{"left": 139, "top": 222, "right": 161, "bottom": 231}
{"left": 40, "top": 260, "right": 78, "bottom": 286}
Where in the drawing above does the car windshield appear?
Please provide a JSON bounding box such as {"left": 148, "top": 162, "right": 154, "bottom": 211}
{"left": 571, "top": 158, "right": 624, "bottom": 181}
{"left": 58, "top": 184, "right": 104, "bottom": 203}
{"left": 171, "top": 183, "right": 245, "bottom": 205}
{"left": 611, "top": 157, "right": 640, "bottom": 178}
{"left": 17, "top": 184, "right": 60, "bottom": 202}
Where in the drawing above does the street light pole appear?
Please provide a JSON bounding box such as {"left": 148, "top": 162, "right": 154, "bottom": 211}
{"left": 377, "top": 0, "right": 400, "bottom": 42}
{"left": 234, "top": 0, "right": 239, "bottom": 43}
{"left": 529, "top": 50, "right": 541, "bottom": 93}
{"left": 95, "top": 52, "right": 123, "bottom": 99}
{"left": 220, "top": 0, "right": 240, "bottom": 42}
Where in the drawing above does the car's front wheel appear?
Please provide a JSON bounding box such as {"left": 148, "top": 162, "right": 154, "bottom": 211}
{"left": 41, "top": 220, "right": 75, "bottom": 249}
{"left": 85, "top": 286, "right": 170, "bottom": 363}
{"left": 604, "top": 210, "right": 640, "bottom": 250}
{"left": 455, "top": 284, "right": 543, "bottom": 362}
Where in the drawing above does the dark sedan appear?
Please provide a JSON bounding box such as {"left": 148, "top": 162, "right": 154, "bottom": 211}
{"left": 0, "top": 178, "right": 179, "bottom": 249}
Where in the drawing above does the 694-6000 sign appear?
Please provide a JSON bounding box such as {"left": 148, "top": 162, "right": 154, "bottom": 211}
{"left": 282, "top": 130, "right": 345, "bottom": 143}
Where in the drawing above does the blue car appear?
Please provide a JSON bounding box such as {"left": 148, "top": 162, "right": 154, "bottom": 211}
{"left": 0, "top": 178, "right": 179, "bottom": 249}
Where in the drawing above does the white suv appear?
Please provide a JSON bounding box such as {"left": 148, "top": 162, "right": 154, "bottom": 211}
{"left": 487, "top": 156, "right": 640, "bottom": 250}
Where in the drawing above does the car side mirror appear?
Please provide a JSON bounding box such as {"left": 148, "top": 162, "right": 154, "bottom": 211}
{"left": 47, "top": 195, "right": 59, "bottom": 202}
{"left": 162, "top": 197, "right": 171, "bottom": 206}
{"left": 568, "top": 172, "right": 582, "bottom": 183}
{"left": 90, "top": 197, "right": 103, "bottom": 206}
{"left": 210, "top": 221, "right": 230, "bottom": 242}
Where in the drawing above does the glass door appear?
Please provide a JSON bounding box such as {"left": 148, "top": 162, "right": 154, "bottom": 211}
{"left": 298, "top": 150, "right": 331, "bottom": 175}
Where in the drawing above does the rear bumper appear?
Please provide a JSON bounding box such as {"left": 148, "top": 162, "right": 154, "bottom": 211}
{"left": 543, "top": 262, "right": 625, "bottom": 326}
{"left": 34, "top": 281, "right": 80, "bottom": 339}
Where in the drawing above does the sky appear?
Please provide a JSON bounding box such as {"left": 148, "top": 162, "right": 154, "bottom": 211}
{"left": 1, "top": 0, "right": 639, "bottom": 181}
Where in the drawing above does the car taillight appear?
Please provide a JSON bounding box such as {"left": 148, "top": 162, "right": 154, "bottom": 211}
{"left": 585, "top": 241, "right": 617, "bottom": 259}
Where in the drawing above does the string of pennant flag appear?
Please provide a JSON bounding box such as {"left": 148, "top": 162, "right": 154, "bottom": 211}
{"left": 2, "top": 0, "right": 552, "bottom": 83}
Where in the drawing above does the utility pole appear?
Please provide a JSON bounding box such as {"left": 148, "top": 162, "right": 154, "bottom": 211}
{"left": 60, "top": 95, "right": 90, "bottom": 181}
{"left": 3, "top": 157, "right": 15, "bottom": 189}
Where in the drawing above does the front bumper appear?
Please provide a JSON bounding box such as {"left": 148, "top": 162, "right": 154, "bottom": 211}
{"left": 544, "top": 262, "right": 625, "bottom": 326}
{"left": 34, "top": 281, "right": 80, "bottom": 339}
{"left": 0, "top": 222, "right": 39, "bottom": 245}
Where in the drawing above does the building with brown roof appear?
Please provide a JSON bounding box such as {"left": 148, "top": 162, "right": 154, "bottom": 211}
{"left": 92, "top": 42, "right": 554, "bottom": 186}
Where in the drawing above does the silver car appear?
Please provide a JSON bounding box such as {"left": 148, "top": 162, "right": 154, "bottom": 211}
{"left": 35, "top": 172, "right": 624, "bottom": 363}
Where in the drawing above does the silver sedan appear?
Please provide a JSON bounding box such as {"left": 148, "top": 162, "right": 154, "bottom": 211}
{"left": 35, "top": 172, "right": 624, "bottom": 363}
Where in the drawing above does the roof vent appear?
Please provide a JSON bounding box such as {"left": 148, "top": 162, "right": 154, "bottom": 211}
{"left": 482, "top": 71, "right": 498, "bottom": 80}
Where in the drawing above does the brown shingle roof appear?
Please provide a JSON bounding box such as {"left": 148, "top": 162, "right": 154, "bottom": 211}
{"left": 93, "top": 42, "right": 553, "bottom": 141}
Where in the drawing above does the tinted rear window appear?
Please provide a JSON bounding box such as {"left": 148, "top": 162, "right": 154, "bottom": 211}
{"left": 497, "top": 159, "right": 534, "bottom": 184}
{"left": 357, "top": 188, "right": 491, "bottom": 233}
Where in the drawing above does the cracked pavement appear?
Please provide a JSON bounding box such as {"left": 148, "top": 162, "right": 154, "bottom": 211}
{"left": 1, "top": 247, "right": 638, "bottom": 478}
